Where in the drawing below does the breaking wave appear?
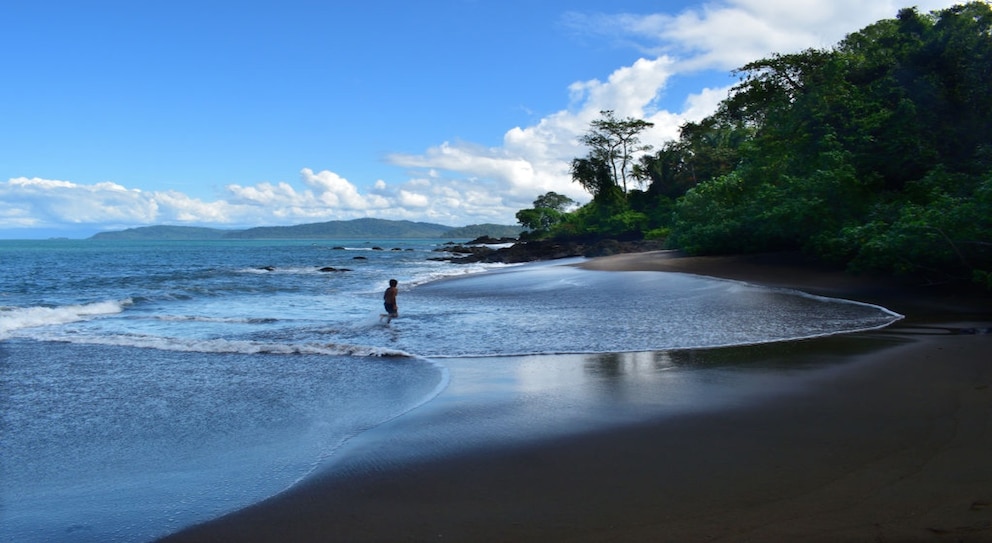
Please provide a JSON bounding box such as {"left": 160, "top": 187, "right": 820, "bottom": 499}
{"left": 0, "top": 299, "right": 132, "bottom": 338}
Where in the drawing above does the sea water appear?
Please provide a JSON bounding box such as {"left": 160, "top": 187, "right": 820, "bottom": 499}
{"left": 0, "top": 239, "right": 902, "bottom": 542}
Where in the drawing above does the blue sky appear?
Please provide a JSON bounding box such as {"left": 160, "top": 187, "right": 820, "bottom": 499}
{"left": 1, "top": 0, "right": 961, "bottom": 238}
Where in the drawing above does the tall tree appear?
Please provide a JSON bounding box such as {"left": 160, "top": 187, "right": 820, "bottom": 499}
{"left": 574, "top": 110, "right": 654, "bottom": 194}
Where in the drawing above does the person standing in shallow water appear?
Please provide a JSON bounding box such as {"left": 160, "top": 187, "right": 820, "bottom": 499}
{"left": 381, "top": 279, "right": 399, "bottom": 323}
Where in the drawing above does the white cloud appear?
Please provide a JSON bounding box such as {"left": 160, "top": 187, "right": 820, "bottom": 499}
{"left": 568, "top": 56, "right": 677, "bottom": 117}
{"left": 398, "top": 189, "right": 430, "bottom": 208}
{"left": 383, "top": 55, "right": 700, "bottom": 213}
{"left": 1, "top": 167, "right": 539, "bottom": 234}
{"left": 1, "top": 177, "right": 159, "bottom": 226}
{"left": 564, "top": 0, "right": 960, "bottom": 72}
{"left": 300, "top": 168, "right": 385, "bottom": 209}
{"left": 152, "top": 191, "right": 236, "bottom": 222}
{"left": 384, "top": 54, "right": 711, "bottom": 212}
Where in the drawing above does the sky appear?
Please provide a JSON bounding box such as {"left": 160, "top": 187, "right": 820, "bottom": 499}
{"left": 0, "top": 0, "right": 964, "bottom": 238}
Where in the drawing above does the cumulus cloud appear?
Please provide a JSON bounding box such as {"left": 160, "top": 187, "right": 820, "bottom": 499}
{"left": 563, "top": 0, "right": 959, "bottom": 71}
{"left": 1, "top": 177, "right": 159, "bottom": 227}
{"left": 384, "top": 52, "right": 718, "bottom": 215}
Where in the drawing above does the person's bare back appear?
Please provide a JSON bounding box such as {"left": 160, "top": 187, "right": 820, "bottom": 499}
{"left": 381, "top": 279, "right": 399, "bottom": 323}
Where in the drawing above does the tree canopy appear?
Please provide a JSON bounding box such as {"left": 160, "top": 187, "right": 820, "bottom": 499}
{"left": 515, "top": 191, "right": 577, "bottom": 235}
{"left": 520, "top": 2, "right": 992, "bottom": 288}
{"left": 571, "top": 110, "right": 655, "bottom": 196}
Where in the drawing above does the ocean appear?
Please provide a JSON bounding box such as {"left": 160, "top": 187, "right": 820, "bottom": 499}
{"left": 0, "top": 239, "right": 902, "bottom": 542}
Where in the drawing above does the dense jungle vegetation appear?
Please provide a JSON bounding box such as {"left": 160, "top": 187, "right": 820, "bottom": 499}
{"left": 517, "top": 3, "right": 992, "bottom": 288}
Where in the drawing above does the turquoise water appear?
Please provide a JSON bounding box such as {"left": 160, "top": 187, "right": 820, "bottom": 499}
{"left": 0, "top": 239, "right": 902, "bottom": 542}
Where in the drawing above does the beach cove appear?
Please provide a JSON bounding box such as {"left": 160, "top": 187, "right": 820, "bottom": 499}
{"left": 161, "top": 251, "right": 992, "bottom": 543}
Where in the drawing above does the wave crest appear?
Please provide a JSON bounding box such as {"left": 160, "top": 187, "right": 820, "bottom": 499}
{"left": 0, "top": 299, "right": 132, "bottom": 337}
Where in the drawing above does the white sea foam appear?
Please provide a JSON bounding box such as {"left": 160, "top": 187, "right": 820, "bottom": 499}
{"left": 0, "top": 299, "right": 131, "bottom": 337}
{"left": 19, "top": 330, "right": 414, "bottom": 358}
{"left": 404, "top": 261, "right": 516, "bottom": 289}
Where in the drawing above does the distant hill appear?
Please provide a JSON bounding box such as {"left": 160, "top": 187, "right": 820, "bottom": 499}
{"left": 223, "top": 218, "right": 452, "bottom": 239}
{"left": 89, "top": 219, "right": 522, "bottom": 240}
{"left": 89, "top": 225, "right": 233, "bottom": 240}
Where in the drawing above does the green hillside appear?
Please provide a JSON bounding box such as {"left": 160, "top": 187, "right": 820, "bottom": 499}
{"left": 89, "top": 219, "right": 522, "bottom": 240}
{"left": 90, "top": 225, "right": 233, "bottom": 240}
{"left": 223, "top": 218, "right": 451, "bottom": 239}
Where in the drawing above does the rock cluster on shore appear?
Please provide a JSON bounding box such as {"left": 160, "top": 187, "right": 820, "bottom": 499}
{"left": 433, "top": 237, "right": 666, "bottom": 264}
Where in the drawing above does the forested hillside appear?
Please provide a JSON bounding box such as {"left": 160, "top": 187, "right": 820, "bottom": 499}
{"left": 522, "top": 3, "right": 992, "bottom": 288}
{"left": 224, "top": 218, "right": 451, "bottom": 239}
{"left": 90, "top": 219, "right": 520, "bottom": 240}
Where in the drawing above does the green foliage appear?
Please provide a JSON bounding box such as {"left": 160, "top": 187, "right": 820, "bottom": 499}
{"left": 570, "top": 157, "right": 616, "bottom": 201}
{"left": 578, "top": 110, "right": 655, "bottom": 193}
{"left": 666, "top": 1, "right": 992, "bottom": 286}
{"left": 516, "top": 207, "right": 566, "bottom": 233}
{"left": 515, "top": 191, "right": 578, "bottom": 236}
{"left": 533, "top": 191, "right": 576, "bottom": 212}
{"left": 635, "top": 117, "right": 749, "bottom": 200}
{"left": 517, "top": 2, "right": 992, "bottom": 288}
{"left": 644, "top": 227, "right": 670, "bottom": 240}
{"left": 670, "top": 172, "right": 750, "bottom": 254}
{"left": 822, "top": 172, "right": 992, "bottom": 281}
{"left": 443, "top": 223, "right": 525, "bottom": 239}
{"left": 563, "top": 111, "right": 657, "bottom": 240}
{"left": 601, "top": 210, "right": 649, "bottom": 237}
{"left": 547, "top": 199, "right": 647, "bottom": 239}
{"left": 670, "top": 149, "right": 868, "bottom": 254}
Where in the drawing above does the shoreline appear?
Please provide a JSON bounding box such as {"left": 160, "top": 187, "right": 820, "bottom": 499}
{"left": 161, "top": 251, "right": 992, "bottom": 543}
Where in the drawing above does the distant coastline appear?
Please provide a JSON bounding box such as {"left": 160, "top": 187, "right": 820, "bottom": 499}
{"left": 88, "top": 218, "right": 523, "bottom": 241}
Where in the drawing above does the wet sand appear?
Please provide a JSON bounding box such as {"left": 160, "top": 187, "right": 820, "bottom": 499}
{"left": 160, "top": 251, "right": 992, "bottom": 542}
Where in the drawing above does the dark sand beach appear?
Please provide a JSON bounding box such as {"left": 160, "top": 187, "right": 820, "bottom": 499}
{"left": 161, "top": 251, "right": 991, "bottom": 543}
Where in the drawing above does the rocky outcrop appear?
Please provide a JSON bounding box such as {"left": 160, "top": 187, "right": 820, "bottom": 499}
{"left": 433, "top": 239, "right": 666, "bottom": 264}
{"left": 466, "top": 235, "right": 519, "bottom": 245}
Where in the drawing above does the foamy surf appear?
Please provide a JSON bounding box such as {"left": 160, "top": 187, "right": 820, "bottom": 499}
{"left": 0, "top": 298, "right": 131, "bottom": 337}
{"left": 15, "top": 331, "right": 415, "bottom": 357}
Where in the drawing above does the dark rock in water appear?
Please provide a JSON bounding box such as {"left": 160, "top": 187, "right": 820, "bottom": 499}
{"left": 372, "top": 246, "right": 383, "bottom": 251}
{"left": 319, "top": 266, "right": 351, "bottom": 272}
{"left": 332, "top": 246, "right": 346, "bottom": 250}
{"left": 259, "top": 266, "right": 276, "bottom": 272}
{"left": 353, "top": 256, "right": 368, "bottom": 260}
{"left": 431, "top": 244, "right": 496, "bottom": 260}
